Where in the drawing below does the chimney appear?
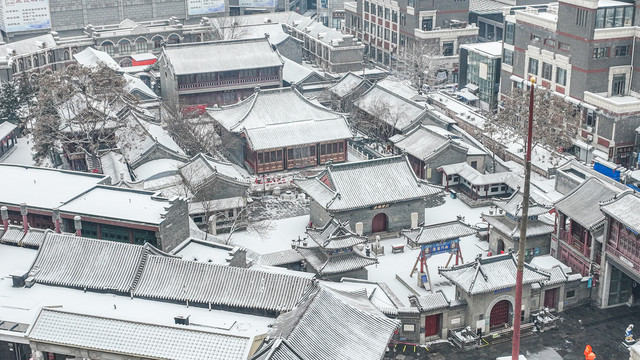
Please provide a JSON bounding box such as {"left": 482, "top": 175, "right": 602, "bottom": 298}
{"left": 174, "top": 315, "right": 190, "bottom": 325}
{"left": 1, "top": 206, "right": 8, "bottom": 232}
{"left": 74, "top": 216, "right": 82, "bottom": 237}
{"left": 410, "top": 212, "right": 419, "bottom": 229}
{"left": 52, "top": 208, "right": 61, "bottom": 233}
{"left": 20, "top": 203, "right": 28, "bottom": 234}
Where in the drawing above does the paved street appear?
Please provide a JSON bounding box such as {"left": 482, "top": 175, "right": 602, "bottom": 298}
{"left": 387, "top": 305, "right": 640, "bottom": 360}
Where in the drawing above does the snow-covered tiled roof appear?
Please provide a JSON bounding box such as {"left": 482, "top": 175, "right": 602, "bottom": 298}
{"left": 29, "top": 233, "right": 169, "bottom": 293}
{"left": 295, "top": 156, "right": 442, "bottom": 211}
{"left": 0, "top": 34, "right": 57, "bottom": 58}
{"left": 162, "top": 38, "right": 283, "bottom": 75}
{"left": 0, "top": 225, "right": 25, "bottom": 245}
{"left": 410, "top": 291, "right": 450, "bottom": 312}
{"left": 257, "top": 285, "right": 399, "bottom": 360}
{"left": 124, "top": 73, "right": 158, "bottom": 100}
{"left": 258, "top": 249, "right": 305, "bottom": 266}
{"left": 282, "top": 57, "right": 320, "bottom": 84}
{"left": 208, "top": 87, "right": 352, "bottom": 151}
{"left": 438, "top": 253, "right": 550, "bottom": 295}
{"left": 0, "top": 164, "right": 108, "bottom": 210}
{"left": 73, "top": 47, "right": 121, "bottom": 71}
{"left": 132, "top": 255, "right": 315, "bottom": 312}
{"left": 297, "top": 247, "right": 377, "bottom": 275}
{"left": 439, "top": 162, "right": 522, "bottom": 189}
{"left": 99, "top": 151, "right": 132, "bottom": 184}
{"left": 401, "top": 220, "right": 478, "bottom": 246}
{"left": 392, "top": 125, "right": 455, "bottom": 161}
{"left": 28, "top": 308, "right": 252, "bottom": 360}
{"left": 493, "top": 192, "right": 551, "bottom": 218}
{"left": 179, "top": 153, "right": 248, "bottom": 187}
{"left": 59, "top": 186, "right": 173, "bottom": 225}
{"left": 240, "top": 23, "right": 291, "bottom": 44}
{"left": 328, "top": 72, "right": 365, "bottom": 97}
{"left": 600, "top": 191, "right": 640, "bottom": 234}
{"left": 0, "top": 121, "right": 17, "bottom": 139}
{"left": 354, "top": 84, "right": 427, "bottom": 132}
{"left": 482, "top": 213, "right": 554, "bottom": 238}
{"left": 555, "top": 177, "right": 620, "bottom": 229}
{"left": 246, "top": 118, "right": 352, "bottom": 151}
{"left": 134, "top": 158, "right": 185, "bottom": 181}
{"left": 116, "top": 115, "right": 186, "bottom": 166}
{"left": 306, "top": 218, "right": 367, "bottom": 250}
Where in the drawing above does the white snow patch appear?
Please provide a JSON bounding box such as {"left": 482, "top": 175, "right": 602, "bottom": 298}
{"left": 1, "top": 135, "right": 36, "bottom": 166}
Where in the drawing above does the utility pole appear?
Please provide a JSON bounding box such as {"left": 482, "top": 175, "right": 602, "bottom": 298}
{"left": 512, "top": 76, "right": 536, "bottom": 360}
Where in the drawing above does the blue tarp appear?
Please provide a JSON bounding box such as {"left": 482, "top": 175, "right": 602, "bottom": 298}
{"left": 594, "top": 161, "right": 621, "bottom": 182}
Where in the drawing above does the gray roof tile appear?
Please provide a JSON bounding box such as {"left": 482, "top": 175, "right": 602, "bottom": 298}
{"left": 295, "top": 156, "right": 442, "bottom": 211}
{"left": 260, "top": 286, "right": 399, "bottom": 360}
{"left": 402, "top": 220, "right": 477, "bottom": 246}
{"left": 162, "top": 38, "right": 283, "bottom": 75}
{"left": 132, "top": 255, "right": 315, "bottom": 312}
{"left": 438, "top": 253, "right": 550, "bottom": 295}
{"left": 600, "top": 191, "right": 640, "bottom": 233}
{"left": 258, "top": 249, "right": 306, "bottom": 266}
{"left": 297, "top": 247, "right": 377, "bottom": 275}
{"left": 410, "top": 291, "right": 450, "bottom": 312}
{"left": 555, "top": 177, "right": 620, "bottom": 229}
{"left": 29, "top": 309, "right": 251, "bottom": 360}
{"left": 306, "top": 219, "right": 368, "bottom": 250}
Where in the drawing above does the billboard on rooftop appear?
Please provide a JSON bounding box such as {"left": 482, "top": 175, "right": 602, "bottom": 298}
{"left": 187, "top": 0, "right": 225, "bottom": 15}
{"left": 0, "top": 0, "right": 51, "bottom": 33}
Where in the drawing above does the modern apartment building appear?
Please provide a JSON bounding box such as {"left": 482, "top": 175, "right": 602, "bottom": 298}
{"left": 343, "top": 0, "right": 478, "bottom": 79}
{"left": 501, "top": 0, "right": 640, "bottom": 168}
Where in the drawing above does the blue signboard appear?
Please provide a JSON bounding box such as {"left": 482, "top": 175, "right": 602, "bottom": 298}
{"left": 421, "top": 274, "right": 428, "bottom": 283}
{"left": 587, "top": 277, "right": 593, "bottom": 288}
{"left": 188, "top": 0, "right": 225, "bottom": 15}
{"left": 421, "top": 239, "right": 459, "bottom": 258}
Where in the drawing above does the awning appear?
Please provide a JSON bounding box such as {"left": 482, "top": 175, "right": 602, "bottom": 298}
{"left": 455, "top": 89, "right": 479, "bottom": 102}
{"left": 465, "top": 83, "right": 479, "bottom": 92}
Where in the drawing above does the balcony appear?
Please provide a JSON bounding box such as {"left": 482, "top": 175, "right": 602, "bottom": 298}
{"left": 414, "top": 23, "right": 477, "bottom": 41}
{"left": 558, "top": 230, "right": 589, "bottom": 257}
{"left": 177, "top": 75, "right": 280, "bottom": 94}
{"left": 584, "top": 91, "right": 640, "bottom": 115}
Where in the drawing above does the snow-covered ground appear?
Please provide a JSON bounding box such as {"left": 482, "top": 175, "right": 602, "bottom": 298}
{"left": 223, "top": 195, "right": 492, "bottom": 306}
{"left": 1, "top": 135, "right": 36, "bottom": 166}
{"left": 223, "top": 215, "right": 311, "bottom": 254}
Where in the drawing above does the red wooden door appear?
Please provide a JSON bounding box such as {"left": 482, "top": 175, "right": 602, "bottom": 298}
{"left": 544, "top": 288, "right": 558, "bottom": 309}
{"left": 425, "top": 314, "right": 440, "bottom": 337}
{"left": 490, "top": 300, "right": 510, "bottom": 329}
{"left": 372, "top": 213, "right": 388, "bottom": 233}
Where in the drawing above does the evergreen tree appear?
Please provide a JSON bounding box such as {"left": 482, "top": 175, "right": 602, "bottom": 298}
{"left": 0, "top": 81, "right": 20, "bottom": 125}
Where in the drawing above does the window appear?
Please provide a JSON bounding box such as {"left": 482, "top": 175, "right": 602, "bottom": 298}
{"left": 612, "top": 74, "right": 626, "bottom": 96}
{"left": 596, "top": 6, "right": 634, "bottom": 29}
{"left": 586, "top": 110, "right": 597, "bottom": 127}
{"left": 503, "top": 49, "right": 513, "bottom": 66}
{"left": 384, "top": 8, "right": 390, "bottom": 20}
{"left": 422, "top": 17, "right": 433, "bottom": 31}
{"left": 505, "top": 22, "right": 515, "bottom": 45}
{"left": 364, "top": 21, "right": 369, "bottom": 32}
{"left": 371, "top": 24, "right": 376, "bottom": 35}
{"left": 528, "top": 58, "right": 539, "bottom": 75}
{"left": 400, "top": 13, "right": 406, "bottom": 26}
{"left": 135, "top": 38, "right": 147, "bottom": 53}
{"left": 152, "top": 36, "right": 163, "bottom": 50}
{"left": 542, "top": 62, "right": 553, "bottom": 81}
{"left": 392, "top": 31, "right": 397, "bottom": 43}
{"left": 593, "top": 47, "right": 608, "bottom": 58}
{"left": 119, "top": 40, "right": 131, "bottom": 55}
{"left": 530, "top": 33, "right": 541, "bottom": 42}
{"left": 443, "top": 42, "right": 454, "bottom": 56}
{"left": 378, "top": 5, "right": 383, "bottom": 16}
{"left": 364, "top": 1, "right": 369, "bottom": 12}
{"left": 377, "top": 25, "right": 382, "bottom": 37}
{"left": 576, "top": 8, "right": 588, "bottom": 27}
{"left": 408, "top": 0, "right": 414, "bottom": 7}
{"left": 392, "top": 10, "right": 397, "bottom": 23}
{"left": 556, "top": 68, "right": 567, "bottom": 86}
{"left": 566, "top": 290, "right": 576, "bottom": 298}
{"left": 615, "top": 45, "right": 630, "bottom": 56}
{"left": 371, "top": 4, "right": 375, "bottom": 15}
{"left": 384, "top": 28, "right": 390, "bottom": 41}
{"left": 101, "top": 41, "right": 114, "bottom": 56}
{"left": 558, "top": 42, "right": 570, "bottom": 51}
{"left": 544, "top": 38, "right": 556, "bottom": 47}
{"left": 400, "top": 34, "right": 406, "bottom": 46}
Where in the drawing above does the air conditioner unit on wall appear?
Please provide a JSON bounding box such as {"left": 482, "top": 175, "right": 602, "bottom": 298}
{"left": 586, "top": 126, "right": 593, "bottom": 133}
{"left": 587, "top": 134, "right": 594, "bottom": 142}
